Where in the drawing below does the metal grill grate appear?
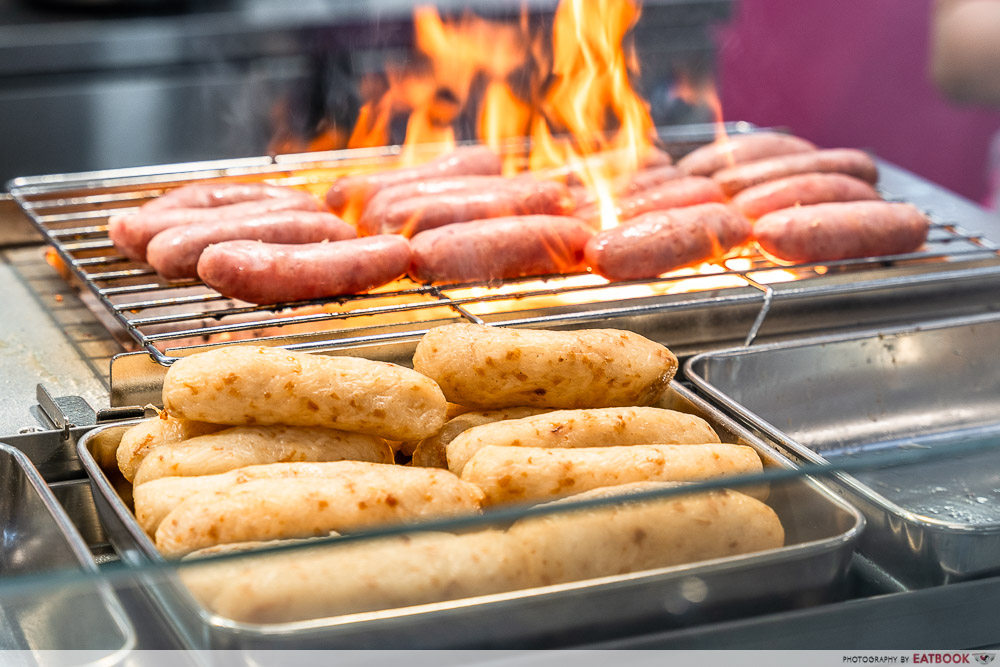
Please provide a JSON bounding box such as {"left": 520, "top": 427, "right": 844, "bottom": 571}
{"left": 10, "top": 126, "right": 1000, "bottom": 369}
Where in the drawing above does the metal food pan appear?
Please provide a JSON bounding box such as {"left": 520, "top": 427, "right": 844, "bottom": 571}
{"left": 0, "top": 442, "right": 135, "bottom": 655}
{"left": 685, "top": 311, "right": 1000, "bottom": 589}
{"left": 77, "top": 383, "right": 863, "bottom": 649}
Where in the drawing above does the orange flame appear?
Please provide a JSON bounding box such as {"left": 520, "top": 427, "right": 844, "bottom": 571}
{"left": 674, "top": 73, "right": 732, "bottom": 161}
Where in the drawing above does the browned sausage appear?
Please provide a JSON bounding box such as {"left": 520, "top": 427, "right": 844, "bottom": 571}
{"left": 677, "top": 132, "right": 817, "bottom": 176}
{"left": 408, "top": 215, "right": 594, "bottom": 283}
{"left": 142, "top": 183, "right": 319, "bottom": 212}
{"left": 585, "top": 203, "right": 752, "bottom": 281}
{"left": 324, "top": 146, "right": 502, "bottom": 217}
{"left": 108, "top": 197, "right": 323, "bottom": 262}
{"left": 368, "top": 178, "right": 575, "bottom": 238}
{"left": 714, "top": 148, "right": 879, "bottom": 197}
{"left": 753, "top": 201, "right": 930, "bottom": 263}
{"left": 196, "top": 235, "right": 412, "bottom": 304}
{"left": 146, "top": 211, "right": 357, "bottom": 280}
{"left": 576, "top": 176, "right": 725, "bottom": 225}
{"left": 731, "top": 173, "right": 881, "bottom": 220}
{"left": 358, "top": 176, "right": 506, "bottom": 236}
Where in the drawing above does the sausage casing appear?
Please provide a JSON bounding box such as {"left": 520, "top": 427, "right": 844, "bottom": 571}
{"left": 408, "top": 407, "right": 552, "bottom": 469}
{"left": 677, "top": 132, "right": 817, "bottom": 176}
{"left": 731, "top": 173, "right": 881, "bottom": 220}
{"left": 407, "top": 215, "right": 594, "bottom": 284}
{"left": 413, "top": 324, "right": 677, "bottom": 411}
{"left": 446, "top": 406, "right": 720, "bottom": 475}
{"left": 714, "top": 148, "right": 879, "bottom": 196}
{"left": 461, "top": 443, "right": 765, "bottom": 505}
{"left": 585, "top": 202, "right": 751, "bottom": 281}
{"left": 196, "top": 235, "right": 411, "bottom": 305}
{"left": 131, "top": 424, "right": 394, "bottom": 486}
{"left": 161, "top": 345, "right": 447, "bottom": 441}
{"left": 154, "top": 463, "right": 484, "bottom": 557}
{"left": 135, "top": 460, "right": 401, "bottom": 536}
{"left": 753, "top": 201, "right": 930, "bottom": 263}
{"left": 142, "top": 182, "right": 319, "bottom": 212}
{"left": 146, "top": 211, "right": 356, "bottom": 280}
{"left": 117, "top": 414, "right": 225, "bottom": 483}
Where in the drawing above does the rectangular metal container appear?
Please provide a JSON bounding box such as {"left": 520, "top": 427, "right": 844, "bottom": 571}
{"left": 685, "top": 312, "right": 1000, "bottom": 588}
{"left": 77, "top": 383, "right": 863, "bottom": 649}
{"left": 0, "top": 442, "right": 135, "bottom": 655}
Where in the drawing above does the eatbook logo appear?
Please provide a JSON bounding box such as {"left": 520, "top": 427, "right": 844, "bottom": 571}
{"left": 974, "top": 655, "right": 996, "bottom": 665}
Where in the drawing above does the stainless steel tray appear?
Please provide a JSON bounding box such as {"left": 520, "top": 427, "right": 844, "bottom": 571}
{"left": 0, "top": 442, "right": 135, "bottom": 655}
{"left": 77, "top": 383, "right": 863, "bottom": 649}
{"left": 686, "top": 311, "right": 1000, "bottom": 589}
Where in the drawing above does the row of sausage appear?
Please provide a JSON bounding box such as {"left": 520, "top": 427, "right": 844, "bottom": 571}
{"left": 107, "top": 133, "right": 930, "bottom": 305}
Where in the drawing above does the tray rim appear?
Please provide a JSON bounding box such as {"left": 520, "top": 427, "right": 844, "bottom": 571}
{"left": 0, "top": 442, "right": 137, "bottom": 659}
{"left": 684, "top": 309, "right": 1000, "bottom": 535}
{"left": 74, "top": 383, "right": 865, "bottom": 642}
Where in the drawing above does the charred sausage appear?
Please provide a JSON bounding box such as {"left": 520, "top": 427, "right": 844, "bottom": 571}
{"left": 146, "top": 211, "right": 356, "bottom": 280}
{"left": 196, "top": 235, "right": 411, "bottom": 304}
{"left": 324, "top": 146, "right": 502, "bottom": 217}
{"left": 108, "top": 197, "right": 323, "bottom": 262}
{"left": 142, "top": 182, "right": 319, "bottom": 212}
{"left": 677, "top": 132, "right": 817, "bottom": 176}
{"left": 367, "top": 178, "right": 575, "bottom": 238}
{"left": 753, "top": 201, "right": 930, "bottom": 263}
{"left": 585, "top": 203, "right": 751, "bottom": 280}
{"left": 714, "top": 148, "right": 879, "bottom": 196}
{"left": 731, "top": 173, "right": 881, "bottom": 219}
{"left": 408, "top": 215, "right": 594, "bottom": 283}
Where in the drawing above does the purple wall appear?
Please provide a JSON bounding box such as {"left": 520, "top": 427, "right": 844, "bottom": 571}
{"left": 715, "top": 0, "right": 1000, "bottom": 204}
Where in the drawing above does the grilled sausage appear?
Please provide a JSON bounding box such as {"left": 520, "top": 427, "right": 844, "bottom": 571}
{"left": 162, "top": 345, "right": 448, "bottom": 441}
{"left": 367, "top": 178, "right": 575, "bottom": 238}
{"left": 407, "top": 215, "right": 594, "bottom": 284}
{"left": 154, "top": 463, "right": 484, "bottom": 557}
{"left": 325, "top": 146, "right": 502, "bottom": 217}
{"left": 618, "top": 164, "right": 684, "bottom": 195}
{"left": 196, "top": 235, "right": 411, "bottom": 305}
{"left": 181, "top": 482, "right": 783, "bottom": 624}
{"left": 462, "top": 443, "right": 765, "bottom": 505}
{"left": 731, "top": 173, "right": 881, "bottom": 220}
{"left": 135, "top": 460, "right": 403, "bottom": 536}
{"left": 130, "top": 424, "right": 394, "bottom": 486}
{"left": 677, "top": 132, "right": 817, "bottom": 176}
{"left": 413, "top": 324, "right": 678, "bottom": 412}
{"left": 585, "top": 202, "right": 752, "bottom": 281}
{"left": 753, "top": 201, "right": 930, "bottom": 263}
{"left": 117, "top": 414, "right": 225, "bottom": 483}
{"left": 145, "top": 211, "right": 356, "bottom": 280}
{"left": 358, "top": 176, "right": 509, "bottom": 235}
{"left": 142, "top": 182, "right": 319, "bottom": 212}
{"left": 408, "top": 407, "right": 552, "bottom": 469}
{"left": 714, "top": 148, "right": 879, "bottom": 196}
{"left": 446, "top": 406, "right": 719, "bottom": 475}
{"left": 109, "top": 197, "right": 323, "bottom": 262}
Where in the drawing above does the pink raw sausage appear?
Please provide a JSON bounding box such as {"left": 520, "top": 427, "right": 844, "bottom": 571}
{"left": 714, "top": 148, "right": 879, "bottom": 197}
{"left": 368, "top": 178, "right": 575, "bottom": 238}
{"left": 109, "top": 197, "right": 323, "bottom": 262}
{"left": 141, "top": 183, "right": 319, "bottom": 212}
{"left": 324, "top": 146, "right": 502, "bottom": 216}
{"left": 196, "top": 236, "right": 411, "bottom": 305}
{"left": 146, "top": 211, "right": 356, "bottom": 280}
{"left": 731, "top": 173, "right": 881, "bottom": 219}
{"left": 753, "top": 201, "right": 930, "bottom": 263}
{"left": 576, "top": 176, "right": 725, "bottom": 225}
{"left": 408, "top": 215, "right": 594, "bottom": 283}
{"left": 677, "top": 132, "right": 817, "bottom": 176}
{"left": 585, "top": 203, "right": 752, "bottom": 281}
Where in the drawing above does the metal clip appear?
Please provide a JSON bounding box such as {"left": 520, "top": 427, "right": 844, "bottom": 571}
{"left": 34, "top": 384, "right": 97, "bottom": 439}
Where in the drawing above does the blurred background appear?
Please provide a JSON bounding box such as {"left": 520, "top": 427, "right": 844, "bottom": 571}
{"left": 3, "top": 0, "right": 999, "bottom": 207}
